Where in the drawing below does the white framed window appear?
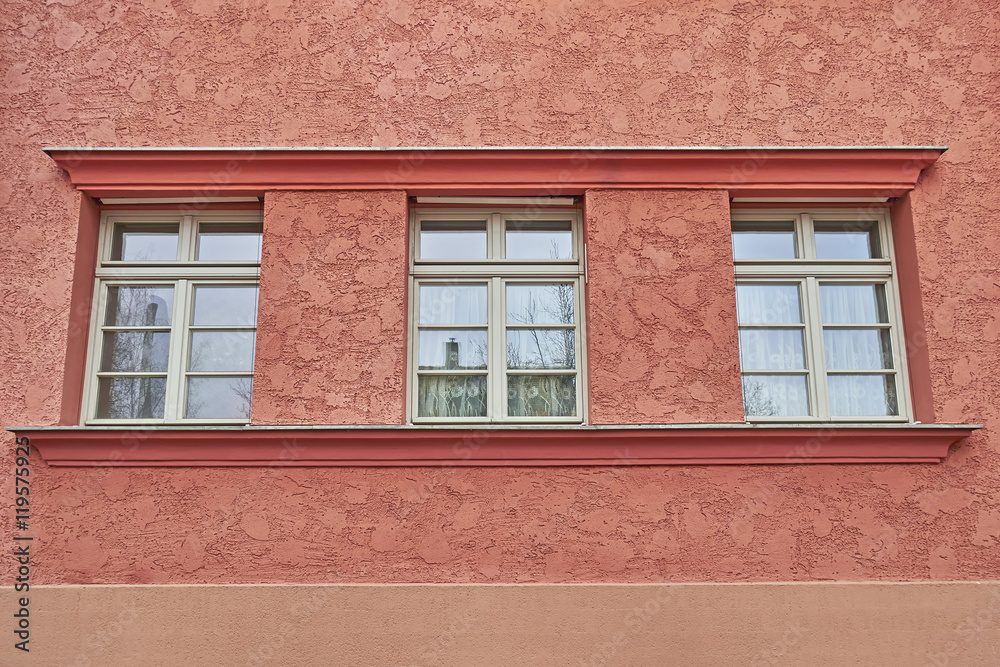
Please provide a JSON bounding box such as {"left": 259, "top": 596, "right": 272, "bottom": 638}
{"left": 83, "top": 211, "right": 262, "bottom": 424}
{"left": 732, "top": 209, "right": 911, "bottom": 422}
{"left": 409, "top": 208, "right": 585, "bottom": 423}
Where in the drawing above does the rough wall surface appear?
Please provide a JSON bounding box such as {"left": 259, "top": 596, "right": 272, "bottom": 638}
{"left": 1, "top": 0, "right": 999, "bottom": 587}
{"left": 252, "top": 190, "right": 408, "bottom": 424}
{"left": 586, "top": 189, "right": 743, "bottom": 424}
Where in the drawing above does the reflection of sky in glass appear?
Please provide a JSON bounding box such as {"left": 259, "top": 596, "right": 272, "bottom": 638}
{"left": 419, "top": 284, "right": 487, "bottom": 325}
{"left": 420, "top": 221, "right": 487, "bottom": 259}
{"left": 735, "top": 284, "right": 801, "bottom": 324}
{"left": 732, "top": 231, "right": 796, "bottom": 259}
{"left": 113, "top": 224, "right": 179, "bottom": 261}
{"left": 506, "top": 284, "right": 574, "bottom": 324}
{"left": 814, "top": 222, "right": 879, "bottom": 259}
{"left": 418, "top": 330, "right": 488, "bottom": 369}
{"left": 505, "top": 221, "right": 572, "bottom": 259}
{"left": 192, "top": 286, "right": 259, "bottom": 326}
{"left": 197, "top": 226, "right": 262, "bottom": 261}
{"left": 185, "top": 377, "right": 252, "bottom": 419}
{"left": 189, "top": 331, "right": 256, "bottom": 372}
{"left": 105, "top": 286, "right": 174, "bottom": 326}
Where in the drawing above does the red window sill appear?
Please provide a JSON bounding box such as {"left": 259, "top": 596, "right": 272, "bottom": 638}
{"left": 9, "top": 424, "right": 980, "bottom": 466}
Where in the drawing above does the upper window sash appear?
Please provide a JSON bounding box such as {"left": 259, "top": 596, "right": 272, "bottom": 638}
{"left": 99, "top": 212, "right": 263, "bottom": 272}
{"left": 412, "top": 209, "right": 582, "bottom": 265}
{"left": 732, "top": 210, "right": 893, "bottom": 265}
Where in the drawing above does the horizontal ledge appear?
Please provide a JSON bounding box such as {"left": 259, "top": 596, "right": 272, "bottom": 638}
{"left": 10, "top": 424, "right": 980, "bottom": 467}
{"left": 42, "top": 145, "right": 951, "bottom": 153}
{"left": 44, "top": 147, "right": 944, "bottom": 199}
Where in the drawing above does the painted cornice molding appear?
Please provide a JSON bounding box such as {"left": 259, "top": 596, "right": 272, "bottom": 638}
{"left": 43, "top": 146, "right": 945, "bottom": 199}
{"left": 11, "top": 423, "right": 978, "bottom": 466}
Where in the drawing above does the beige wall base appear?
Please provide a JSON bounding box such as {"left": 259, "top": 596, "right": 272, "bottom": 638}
{"left": 3, "top": 582, "right": 999, "bottom": 666}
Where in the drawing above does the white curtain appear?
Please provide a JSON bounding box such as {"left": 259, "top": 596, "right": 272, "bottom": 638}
{"left": 735, "top": 284, "right": 800, "bottom": 324}
{"left": 419, "top": 284, "right": 488, "bottom": 325}
{"left": 828, "top": 375, "right": 896, "bottom": 416}
{"left": 820, "top": 284, "right": 884, "bottom": 324}
{"left": 417, "top": 376, "right": 488, "bottom": 417}
{"left": 738, "top": 329, "right": 804, "bottom": 370}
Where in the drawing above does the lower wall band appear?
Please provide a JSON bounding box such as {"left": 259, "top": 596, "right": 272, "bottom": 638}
{"left": 3, "top": 582, "right": 998, "bottom": 666}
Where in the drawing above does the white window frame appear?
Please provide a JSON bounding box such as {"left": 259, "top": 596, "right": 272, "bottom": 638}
{"left": 732, "top": 208, "right": 912, "bottom": 423}
{"left": 409, "top": 207, "right": 586, "bottom": 424}
{"left": 82, "top": 210, "right": 262, "bottom": 425}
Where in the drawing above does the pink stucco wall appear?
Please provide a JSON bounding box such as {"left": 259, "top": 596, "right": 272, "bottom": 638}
{"left": 252, "top": 190, "right": 408, "bottom": 425}
{"left": 2, "top": 1, "right": 999, "bottom": 586}
{"left": 586, "top": 189, "right": 743, "bottom": 424}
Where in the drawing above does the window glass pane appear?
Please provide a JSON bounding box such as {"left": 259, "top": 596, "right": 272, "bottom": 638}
{"left": 742, "top": 375, "right": 809, "bottom": 417}
{"left": 735, "top": 284, "right": 801, "bottom": 324}
{"left": 96, "top": 376, "right": 167, "bottom": 419}
{"left": 419, "top": 220, "right": 488, "bottom": 259}
{"left": 197, "top": 223, "right": 263, "bottom": 261}
{"left": 814, "top": 221, "right": 881, "bottom": 259}
{"left": 506, "top": 283, "right": 575, "bottom": 325}
{"left": 823, "top": 329, "right": 892, "bottom": 370}
{"left": 505, "top": 220, "right": 573, "bottom": 259}
{"left": 192, "top": 286, "right": 259, "bottom": 326}
{"left": 738, "top": 329, "right": 805, "bottom": 370}
{"left": 507, "top": 375, "right": 576, "bottom": 417}
{"left": 731, "top": 222, "right": 797, "bottom": 259}
{"left": 185, "top": 376, "right": 253, "bottom": 419}
{"left": 820, "top": 284, "right": 888, "bottom": 324}
{"left": 111, "top": 223, "right": 179, "bottom": 261}
{"left": 828, "top": 374, "right": 898, "bottom": 416}
{"left": 101, "top": 331, "right": 170, "bottom": 372}
{"left": 105, "top": 286, "right": 174, "bottom": 326}
{"left": 507, "top": 329, "right": 576, "bottom": 369}
{"left": 418, "top": 330, "right": 488, "bottom": 370}
{"left": 189, "top": 331, "right": 256, "bottom": 372}
{"left": 418, "top": 284, "right": 488, "bottom": 325}
{"left": 417, "top": 375, "right": 488, "bottom": 417}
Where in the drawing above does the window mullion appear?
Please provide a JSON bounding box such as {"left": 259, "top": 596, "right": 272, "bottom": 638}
{"left": 799, "top": 213, "right": 814, "bottom": 259}
{"left": 179, "top": 215, "right": 196, "bottom": 260}
{"left": 802, "top": 276, "right": 829, "bottom": 420}
{"left": 163, "top": 279, "right": 190, "bottom": 420}
{"left": 491, "top": 276, "right": 505, "bottom": 420}
{"left": 491, "top": 213, "right": 503, "bottom": 259}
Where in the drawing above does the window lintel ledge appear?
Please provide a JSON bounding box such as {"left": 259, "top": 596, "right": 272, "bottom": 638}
{"left": 8, "top": 423, "right": 980, "bottom": 467}
{"left": 44, "top": 146, "right": 944, "bottom": 199}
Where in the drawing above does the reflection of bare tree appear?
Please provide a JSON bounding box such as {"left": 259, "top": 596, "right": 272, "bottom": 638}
{"left": 742, "top": 380, "right": 780, "bottom": 417}
{"left": 185, "top": 376, "right": 253, "bottom": 419}
{"left": 102, "top": 286, "right": 170, "bottom": 418}
{"left": 506, "top": 283, "right": 575, "bottom": 369}
{"left": 232, "top": 377, "right": 253, "bottom": 418}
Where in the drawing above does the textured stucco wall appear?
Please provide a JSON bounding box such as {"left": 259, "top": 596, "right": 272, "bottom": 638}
{"left": 252, "top": 190, "right": 408, "bottom": 424}
{"left": 1, "top": 0, "right": 999, "bottom": 587}
{"left": 586, "top": 189, "right": 743, "bottom": 424}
